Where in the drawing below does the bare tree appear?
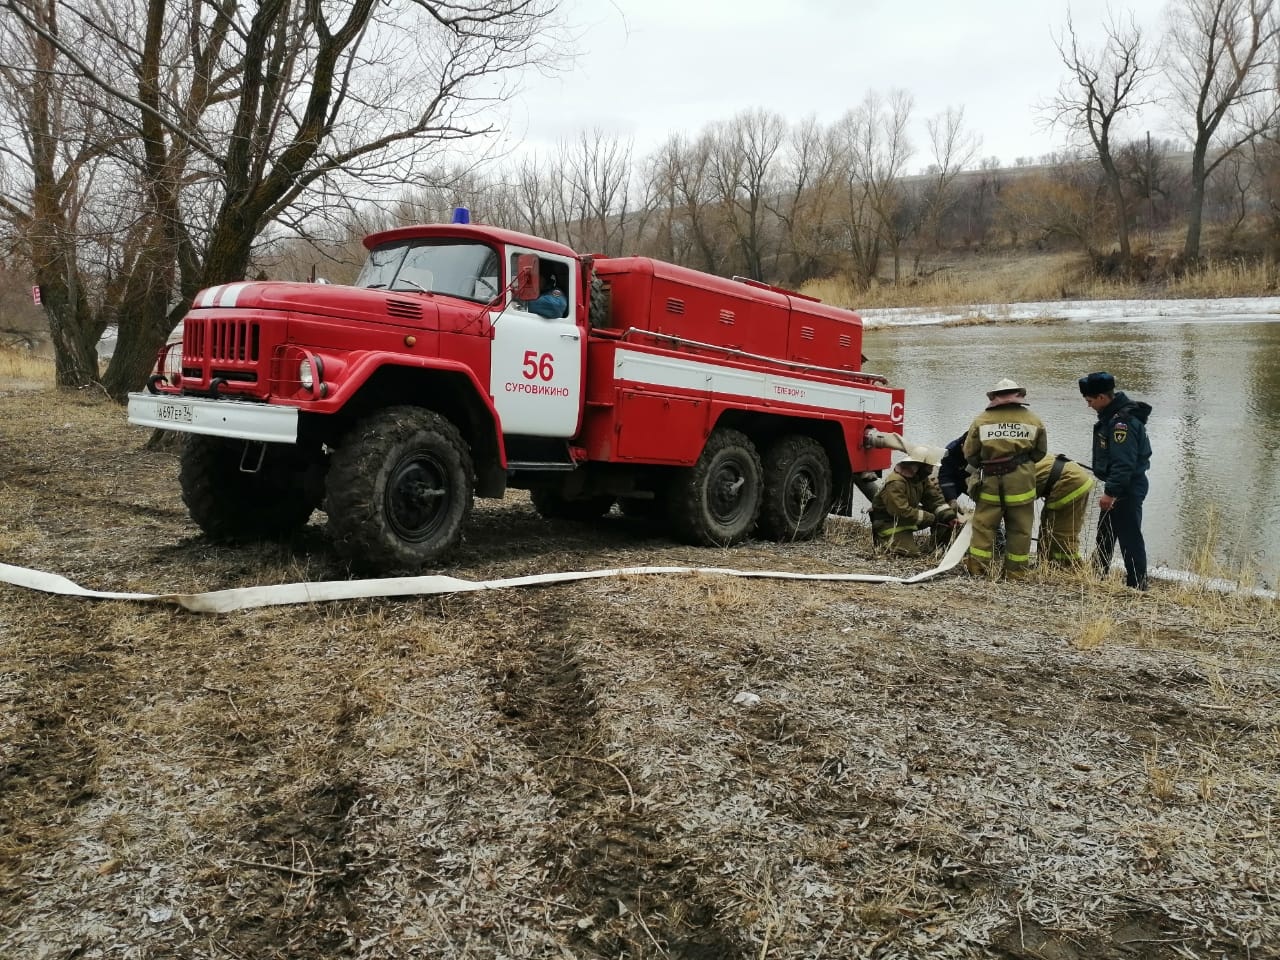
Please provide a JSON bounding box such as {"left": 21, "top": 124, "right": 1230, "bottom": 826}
{"left": 923, "top": 106, "right": 981, "bottom": 251}
{"left": 1115, "top": 135, "right": 1184, "bottom": 239}
{"left": 1206, "top": 147, "right": 1259, "bottom": 239}
{"left": 1165, "top": 0, "right": 1280, "bottom": 258}
{"left": 563, "top": 129, "right": 634, "bottom": 256}
{"left": 957, "top": 156, "right": 1006, "bottom": 247}
{"left": 996, "top": 163, "right": 1114, "bottom": 256}
{"left": 1050, "top": 11, "right": 1157, "bottom": 259}
{"left": 708, "top": 109, "right": 787, "bottom": 280}
{"left": 507, "top": 154, "right": 565, "bottom": 240}
{"left": 651, "top": 132, "right": 725, "bottom": 274}
{"left": 833, "top": 90, "right": 914, "bottom": 287}
{"left": 0, "top": 0, "right": 562, "bottom": 398}
{"left": 767, "top": 116, "right": 844, "bottom": 285}
{"left": 0, "top": 0, "right": 126, "bottom": 385}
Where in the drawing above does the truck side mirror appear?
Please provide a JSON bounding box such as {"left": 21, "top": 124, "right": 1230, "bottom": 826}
{"left": 515, "top": 254, "right": 540, "bottom": 301}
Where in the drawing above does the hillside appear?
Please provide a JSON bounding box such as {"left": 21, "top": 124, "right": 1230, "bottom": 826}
{"left": 1, "top": 386, "right": 1277, "bottom": 959}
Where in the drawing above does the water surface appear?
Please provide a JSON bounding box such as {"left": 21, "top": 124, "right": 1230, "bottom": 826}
{"left": 863, "top": 312, "right": 1280, "bottom": 579}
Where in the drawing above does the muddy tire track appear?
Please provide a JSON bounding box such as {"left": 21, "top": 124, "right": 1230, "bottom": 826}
{"left": 0, "top": 619, "right": 114, "bottom": 913}
{"left": 489, "top": 610, "right": 744, "bottom": 959}
{"left": 197, "top": 692, "right": 370, "bottom": 959}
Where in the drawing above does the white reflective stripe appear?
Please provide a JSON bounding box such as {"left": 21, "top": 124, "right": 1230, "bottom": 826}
{"left": 615, "top": 348, "right": 893, "bottom": 415}
{"left": 216, "top": 282, "right": 251, "bottom": 306}
{"left": 0, "top": 520, "right": 973, "bottom": 612}
{"left": 197, "top": 286, "right": 222, "bottom": 307}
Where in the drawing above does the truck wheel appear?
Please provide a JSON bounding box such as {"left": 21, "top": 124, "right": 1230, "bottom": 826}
{"left": 588, "top": 276, "right": 611, "bottom": 329}
{"left": 180, "top": 436, "right": 320, "bottom": 541}
{"left": 758, "top": 436, "right": 833, "bottom": 541}
{"left": 669, "top": 428, "right": 762, "bottom": 546}
{"left": 326, "top": 407, "right": 473, "bottom": 572}
{"left": 531, "top": 487, "right": 615, "bottom": 521}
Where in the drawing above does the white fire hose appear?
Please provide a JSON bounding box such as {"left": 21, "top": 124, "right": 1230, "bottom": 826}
{"left": 1, "top": 430, "right": 973, "bottom": 613}
{"left": 0, "top": 520, "right": 971, "bottom": 614}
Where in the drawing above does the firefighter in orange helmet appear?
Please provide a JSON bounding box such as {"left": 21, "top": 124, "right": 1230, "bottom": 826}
{"left": 1034, "top": 454, "right": 1094, "bottom": 565}
{"left": 963, "top": 379, "right": 1047, "bottom": 578}
{"left": 869, "top": 446, "right": 957, "bottom": 555}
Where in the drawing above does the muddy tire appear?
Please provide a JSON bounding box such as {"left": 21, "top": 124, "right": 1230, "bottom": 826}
{"left": 669, "top": 428, "right": 763, "bottom": 546}
{"left": 757, "top": 435, "right": 833, "bottom": 541}
{"left": 587, "top": 276, "right": 611, "bottom": 329}
{"left": 531, "top": 486, "right": 615, "bottom": 521}
{"left": 325, "top": 407, "right": 473, "bottom": 572}
{"left": 180, "top": 436, "right": 320, "bottom": 541}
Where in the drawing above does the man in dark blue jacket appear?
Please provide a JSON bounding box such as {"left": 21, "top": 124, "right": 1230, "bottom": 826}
{"left": 1079, "top": 371, "right": 1153, "bottom": 590}
{"left": 520, "top": 267, "right": 568, "bottom": 319}
{"left": 937, "top": 433, "right": 969, "bottom": 506}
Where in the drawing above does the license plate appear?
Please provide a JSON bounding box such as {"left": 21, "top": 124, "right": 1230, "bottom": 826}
{"left": 155, "top": 401, "right": 194, "bottom": 424}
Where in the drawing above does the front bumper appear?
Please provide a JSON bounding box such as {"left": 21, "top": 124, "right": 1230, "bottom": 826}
{"left": 127, "top": 393, "right": 299, "bottom": 444}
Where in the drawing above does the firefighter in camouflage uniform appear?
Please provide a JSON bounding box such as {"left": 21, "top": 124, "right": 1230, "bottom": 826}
{"left": 870, "top": 446, "right": 957, "bottom": 556}
{"left": 963, "top": 379, "right": 1048, "bottom": 578}
{"left": 1034, "top": 454, "right": 1093, "bottom": 565}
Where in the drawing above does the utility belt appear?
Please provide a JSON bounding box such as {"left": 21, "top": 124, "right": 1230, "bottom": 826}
{"left": 981, "top": 452, "right": 1032, "bottom": 477}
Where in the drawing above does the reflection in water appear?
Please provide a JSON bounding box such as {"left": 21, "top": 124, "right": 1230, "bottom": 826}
{"left": 863, "top": 318, "right": 1280, "bottom": 578}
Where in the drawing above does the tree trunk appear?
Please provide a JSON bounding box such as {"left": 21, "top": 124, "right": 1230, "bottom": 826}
{"left": 1101, "top": 155, "right": 1130, "bottom": 259}
{"left": 1184, "top": 148, "right": 1208, "bottom": 260}
{"left": 100, "top": 303, "right": 181, "bottom": 402}
{"left": 31, "top": 247, "right": 100, "bottom": 387}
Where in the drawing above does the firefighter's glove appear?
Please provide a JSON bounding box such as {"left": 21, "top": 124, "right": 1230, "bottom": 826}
{"left": 937, "top": 507, "right": 957, "bottom": 525}
{"left": 916, "top": 509, "right": 935, "bottom": 526}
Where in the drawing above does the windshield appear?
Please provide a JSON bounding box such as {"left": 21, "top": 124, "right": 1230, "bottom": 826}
{"left": 355, "top": 240, "right": 501, "bottom": 302}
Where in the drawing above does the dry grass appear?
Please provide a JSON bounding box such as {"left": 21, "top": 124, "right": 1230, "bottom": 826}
{"left": 0, "top": 344, "right": 53, "bottom": 388}
{"left": 2, "top": 387, "right": 1280, "bottom": 959}
{"left": 799, "top": 249, "right": 1280, "bottom": 311}
{"left": 800, "top": 252, "right": 1091, "bottom": 310}
{"left": 1165, "top": 256, "right": 1280, "bottom": 298}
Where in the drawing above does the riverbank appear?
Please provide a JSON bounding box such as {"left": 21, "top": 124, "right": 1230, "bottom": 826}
{"left": 1, "top": 387, "right": 1276, "bottom": 959}
{"left": 800, "top": 249, "right": 1280, "bottom": 312}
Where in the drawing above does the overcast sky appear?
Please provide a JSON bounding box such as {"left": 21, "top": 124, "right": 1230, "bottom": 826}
{"left": 498, "top": 0, "right": 1173, "bottom": 171}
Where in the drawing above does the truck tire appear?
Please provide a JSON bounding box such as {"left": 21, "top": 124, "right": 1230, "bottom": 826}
{"left": 180, "top": 436, "right": 320, "bottom": 541}
{"left": 587, "top": 276, "right": 610, "bottom": 329}
{"left": 531, "top": 487, "right": 615, "bottom": 521}
{"left": 669, "top": 428, "right": 763, "bottom": 546}
{"left": 758, "top": 435, "right": 833, "bottom": 541}
{"left": 326, "top": 407, "right": 473, "bottom": 572}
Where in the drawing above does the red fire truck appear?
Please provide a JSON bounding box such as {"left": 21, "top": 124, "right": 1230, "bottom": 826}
{"left": 128, "top": 217, "right": 905, "bottom": 572}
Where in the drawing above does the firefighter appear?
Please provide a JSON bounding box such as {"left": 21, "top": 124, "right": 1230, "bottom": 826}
{"left": 1079, "top": 371, "right": 1153, "bottom": 590}
{"left": 937, "top": 433, "right": 970, "bottom": 509}
{"left": 963, "top": 378, "right": 1048, "bottom": 579}
{"left": 870, "top": 446, "right": 957, "bottom": 556}
{"left": 1035, "top": 454, "right": 1094, "bottom": 566}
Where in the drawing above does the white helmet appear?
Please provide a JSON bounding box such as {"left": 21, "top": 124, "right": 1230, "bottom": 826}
{"left": 899, "top": 445, "right": 941, "bottom": 468}
{"left": 986, "top": 378, "right": 1027, "bottom": 400}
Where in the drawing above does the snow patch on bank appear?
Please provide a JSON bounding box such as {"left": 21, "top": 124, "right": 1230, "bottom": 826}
{"left": 859, "top": 295, "right": 1280, "bottom": 328}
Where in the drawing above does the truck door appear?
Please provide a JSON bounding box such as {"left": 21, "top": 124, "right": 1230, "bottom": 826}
{"left": 490, "top": 253, "right": 583, "bottom": 437}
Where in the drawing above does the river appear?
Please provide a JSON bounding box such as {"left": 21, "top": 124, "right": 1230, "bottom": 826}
{"left": 860, "top": 297, "right": 1280, "bottom": 581}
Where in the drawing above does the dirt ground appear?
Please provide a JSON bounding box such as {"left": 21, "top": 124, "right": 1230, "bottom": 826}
{"left": 1, "top": 387, "right": 1277, "bottom": 960}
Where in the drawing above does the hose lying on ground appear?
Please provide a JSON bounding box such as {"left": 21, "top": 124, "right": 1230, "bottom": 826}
{"left": 0, "top": 521, "right": 973, "bottom": 614}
